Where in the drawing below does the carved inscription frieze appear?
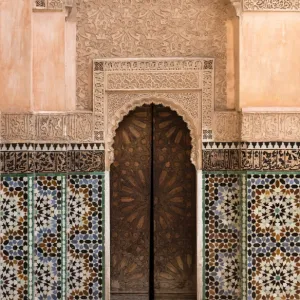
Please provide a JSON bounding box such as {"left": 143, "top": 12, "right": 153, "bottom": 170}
{"left": 0, "top": 143, "right": 105, "bottom": 173}
{"left": 1, "top": 113, "right": 94, "bottom": 143}
{"left": 1, "top": 114, "right": 35, "bottom": 141}
{"left": 97, "top": 59, "right": 205, "bottom": 72}
{"left": 241, "top": 142, "right": 300, "bottom": 171}
{"left": 36, "top": 115, "right": 66, "bottom": 140}
{"left": 68, "top": 114, "right": 94, "bottom": 142}
{"left": 202, "top": 142, "right": 241, "bottom": 170}
{"left": 242, "top": 113, "right": 300, "bottom": 141}
{"left": 202, "top": 142, "right": 300, "bottom": 171}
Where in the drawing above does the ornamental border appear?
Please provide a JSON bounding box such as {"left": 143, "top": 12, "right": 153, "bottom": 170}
{"left": 243, "top": 0, "right": 300, "bottom": 11}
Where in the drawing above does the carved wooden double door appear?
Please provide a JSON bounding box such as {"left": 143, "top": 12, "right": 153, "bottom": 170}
{"left": 111, "top": 105, "right": 196, "bottom": 300}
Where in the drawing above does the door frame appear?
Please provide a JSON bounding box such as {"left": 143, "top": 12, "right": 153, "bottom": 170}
{"left": 104, "top": 99, "right": 203, "bottom": 300}
{"left": 93, "top": 58, "right": 215, "bottom": 300}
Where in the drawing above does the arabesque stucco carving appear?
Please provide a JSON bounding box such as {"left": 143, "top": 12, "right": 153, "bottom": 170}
{"left": 76, "top": 0, "right": 232, "bottom": 111}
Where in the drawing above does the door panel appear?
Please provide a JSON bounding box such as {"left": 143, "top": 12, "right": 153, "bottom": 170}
{"left": 153, "top": 106, "right": 197, "bottom": 298}
{"left": 110, "top": 106, "right": 152, "bottom": 298}
{"left": 111, "top": 105, "right": 196, "bottom": 299}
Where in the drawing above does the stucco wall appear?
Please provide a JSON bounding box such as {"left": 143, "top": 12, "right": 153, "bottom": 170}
{"left": 1, "top": 2, "right": 300, "bottom": 113}
{"left": 0, "top": 3, "right": 76, "bottom": 112}
{"left": 0, "top": 0, "right": 32, "bottom": 112}
{"left": 240, "top": 12, "right": 300, "bottom": 108}
{"left": 33, "top": 12, "right": 66, "bottom": 111}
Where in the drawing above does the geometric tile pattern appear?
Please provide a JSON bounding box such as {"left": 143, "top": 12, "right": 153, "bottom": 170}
{"left": 0, "top": 176, "right": 29, "bottom": 300}
{"left": 244, "top": 173, "right": 300, "bottom": 300}
{"left": 204, "top": 173, "right": 242, "bottom": 299}
{"left": 68, "top": 174, "right": 104, "bottom": 299}
{"left": 0, "top": 173, "right": 104, "bottom": 300}
{"left": 34, "top": 176, "right": 64, "bottom": 300}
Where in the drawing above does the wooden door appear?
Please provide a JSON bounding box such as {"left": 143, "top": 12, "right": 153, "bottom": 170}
{"left": 111, "top": 105, "right": 196, "bottom": 300}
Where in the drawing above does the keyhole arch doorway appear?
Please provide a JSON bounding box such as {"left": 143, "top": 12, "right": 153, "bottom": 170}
{"left": 107, "top": 102, "right": 204, "bottom": 300}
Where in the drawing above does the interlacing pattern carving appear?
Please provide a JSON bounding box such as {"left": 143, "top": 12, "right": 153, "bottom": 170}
{"left": 1, "top": 114, "right": 35, "bottom": 141}
{"left": 99, "top": 60, "right": 204, "bottom": 72}
{"left": 107, "top": 93, "right": 200, "bottom": 122}
{"left": 93, "top": 58, "right": 211, "bottom": 169}
{"left": 48, "top": 0, "right": 64, "bottom": 9}
{"left": 33, "top": 0, "right": 64, "bottom": 10}
{"left": 77, "top": 0, "right": 231, "bottom": 110}
{"left": 202, "top": 69, "right": 214, "bottom": 138}
{"left": 242, "top": 113, "right": 300, "bottom": 141}
{"left": 106, "top": 72, "right": 201, "bottom": 90}
{"left": 213, "top": 112, "right": 240, "bottom": 141}
{"left": 1, "top": 114, "right": 94, "bottom": 142}
{"left": 243, "top": 0, "right": 300, "bottom": 10}
{"left": 93, "top": 69, "right": 105, "bottom": 141}
{"left": 34, "top": 0, "right": 46, "bottom": 8}
{"left": 106, "top": 96, "right": 200, "bottom": 170}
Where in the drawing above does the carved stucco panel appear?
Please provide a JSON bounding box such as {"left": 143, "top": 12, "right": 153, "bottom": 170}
{"left": 68, "top": 113, "right": 94, "bottom": 142}
{"left": 1, "top": 114, "right": 35, "bottom": 141}
{"left": 100, "top": 59, "right": 205, "bottom": 72}
{"left": 93, "top": 58, "right": 215, "bottom": 169}
{"left": 106, "top": 72, "right": 201, "bottom": 90}
{"left": 33, "top": 0, "right": 64, "bottom": 10}
{"left": 107, "top": 92, "right": 200, "bottom": 122}
{"left": 242, "top": 113, "right": 300, "bottom": 141}
{"left": 1, "top": 113, "right": 94, "bottom": 143}
{"left": 243, "top": 0, "right": 300, "bottom": 11}
{"left": 202, "top": 69, "right": 214, "bottom": 136}
{"left": 105, "top": 95, "right": 201, "bottom": 170}
{"left": 213, "top": 112, "right": 241, "bottom": 142}
{"left": 76, "top": 0, "right": 230, "bottom": 110}
{"left": 36, "top": 115, "right": 67, "bottom": 140}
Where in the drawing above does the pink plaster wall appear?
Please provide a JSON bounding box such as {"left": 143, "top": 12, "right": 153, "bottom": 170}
{"left": 240, "top": 12, "right": 300, "bottom": 108}
{"left": 33, "top": 12, "right": 66, "bottom": 111}
{"left": 0, "top": 0, "right": 32, "bottom": 112}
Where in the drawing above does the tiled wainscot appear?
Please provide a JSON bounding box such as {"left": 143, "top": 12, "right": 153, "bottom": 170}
{"left": 0, "top": 173, "right": 105, "bottom": 300}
